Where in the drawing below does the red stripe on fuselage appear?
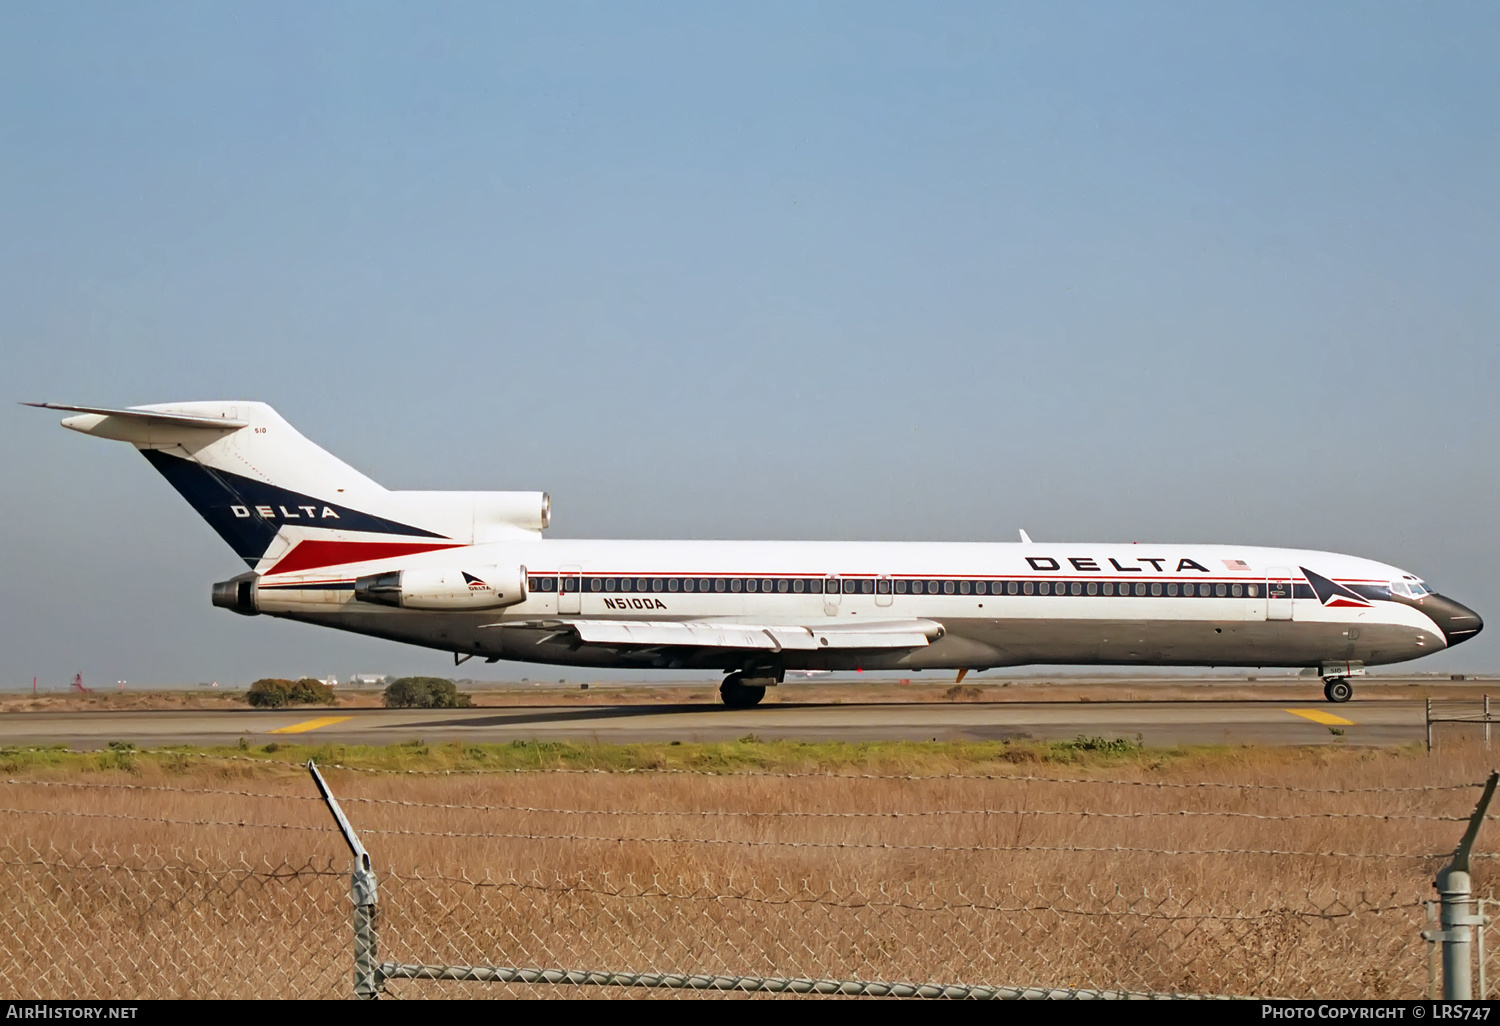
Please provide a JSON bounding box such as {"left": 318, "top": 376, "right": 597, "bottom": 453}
{"left": 265, "top": 540, "right": 464, "bottom": 575}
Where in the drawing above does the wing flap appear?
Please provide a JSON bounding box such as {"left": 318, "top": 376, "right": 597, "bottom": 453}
{"left": 486, "top": 618, "right": 942, "bottom": 652}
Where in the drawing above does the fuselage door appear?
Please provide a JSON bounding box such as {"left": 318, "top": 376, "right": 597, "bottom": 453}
{"left": 558, "top": 565, "right": 582, "bottom": 615}
{"left": 1266, "top": 567, "right": 1293, "bottom": 620}
{"left": 824, "top": 576, "right": 841, "bottom": 616}
{"left": 875, "top": 575, "right": 893, "bottom": 608}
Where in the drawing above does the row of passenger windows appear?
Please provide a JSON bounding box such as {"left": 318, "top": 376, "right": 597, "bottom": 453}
{"left": 525, "top": 576, "right": 1308, "bottom": 599}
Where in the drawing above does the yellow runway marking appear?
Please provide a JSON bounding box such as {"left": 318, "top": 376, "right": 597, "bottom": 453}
{"left": 270, "top": 716, "right": 352, "bottom": 735}
{"left": 1284, "top": 708, "right": 1355, "bottom": 726}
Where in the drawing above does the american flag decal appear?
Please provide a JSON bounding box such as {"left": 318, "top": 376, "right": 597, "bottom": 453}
{"left": 1223, "top": 559, "right": 1251, "bottom": 571}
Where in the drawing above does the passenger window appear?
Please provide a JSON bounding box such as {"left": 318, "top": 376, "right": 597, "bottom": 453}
{"left": 1009, "top": 582, "right": 1020, "bottom": 595}
{"left": 1038, "top": 582, "right": 1050, "bottom": 596}
{"left": 1102, "top": 582, "right": 1113, "bottom": 596}
{"left": 1216, "top": 583, "right": 1227, "bottom": 597}
{"left": 761, "top": 579, "right": 772, "bottom": 593}
{"left": 714, "top": 579, "right": 726, "bottom": 593}
{"left": 895, "top": 580, "right": 908, "bottom": 594}
{"left": 1150, "top": 583, "right": 1162, "bottom": 597}
{"left": 745, "top": 579, "right": 758, "bottom": 593}
{"left": 1070, "top": 582, "right": 1082, "bottom": 596}
{"left": 811, "top": 579, "right": 825, "bottom": 594}
{"left": 792, "top": 579, "right": 804, "bottom": 593}
{"left": 1022, "top": 582, "right": 1033, "bottom": 595}
{"left": 940, "top": 580, "right": 952, "bottom": 595}
{"left": 1167, "top": 583, "right": 1178, "bottom": 597}
{"left": 1087, "top": 582, "right": 1097, "bottom": 596}
{"left": 1247, "top": 584, "right": 1258, "bottom": 597}
{"left": 777, "top": 579, "right": 789, "bottom": 593}
{"left": 730, "top": 578, "right": 743, "bottom": 593}
{"left": 1135, "top": 583, "right": 1147, "bottom": 596}
{"left": 877, "top": 579, "right": 891, "bottom": 594}
{"left": 1231, "top": 584, "right": 1243, "bottom": 597}
{"left": 959, "top": 580, "right": 971, "bottom": 595}
{"left": 667, "top": 578, "right": 679, "bottom": 592}
{"left": 651, "top": 578, "right": 662, "bottom": 592}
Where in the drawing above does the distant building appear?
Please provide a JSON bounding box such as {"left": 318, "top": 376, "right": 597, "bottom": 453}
{"left": 349, "top": 673, "right": 387, "bottom": 686}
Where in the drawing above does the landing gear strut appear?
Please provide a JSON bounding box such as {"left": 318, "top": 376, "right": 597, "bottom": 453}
{"left": 719, "top": 671, "right": 767, "bottom": 709}
{"left": 1323, "top": 677, "right": 1353, "bottom": 704}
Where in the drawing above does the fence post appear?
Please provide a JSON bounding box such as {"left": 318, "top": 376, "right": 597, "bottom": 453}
{"left": 1480, "top": 897, "right": 1489, "bottom": 999}
{"left": 1427, "top": 901, "right": 1440, "bottom": 998}
{"left": 1427, "top": 698, "right": 1433, "bottom": 753}
{"left": 309, "top": 759, "right": 382, "bottom": 1000}
{"left": 1424, "top": 769, "right": 1498, "bottom": 1000}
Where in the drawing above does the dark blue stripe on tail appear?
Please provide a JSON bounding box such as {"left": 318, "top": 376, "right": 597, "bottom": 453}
{"left": 140, "top": 450, "right": 445, "bottom": 566}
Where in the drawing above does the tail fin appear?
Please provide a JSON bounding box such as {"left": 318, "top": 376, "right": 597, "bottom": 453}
{"left": 33, "top": 402, "right": 547, "bottom": 574}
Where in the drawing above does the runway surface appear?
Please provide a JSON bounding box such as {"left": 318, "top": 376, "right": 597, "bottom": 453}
{"left": 0, "top": 699, "right": 1445, "bottom": 749}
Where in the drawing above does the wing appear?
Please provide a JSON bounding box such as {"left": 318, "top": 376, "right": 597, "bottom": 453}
{"left": 482, "top": 618, "right": 944, "bottom": 653}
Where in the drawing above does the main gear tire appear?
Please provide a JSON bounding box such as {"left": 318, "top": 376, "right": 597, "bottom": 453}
{"left": 719, "top": 672, "right": 766, "bottom": 709}
{"left": 1323, "top": 677, "right": 1353, "bottom": 703}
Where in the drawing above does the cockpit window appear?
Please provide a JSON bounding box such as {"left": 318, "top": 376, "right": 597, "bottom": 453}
{"left": 1393, "top": 579, "right": 1431, "bottom": 598}
{"left": 1390, "top": 580, "right": 1413, "bottom": 598}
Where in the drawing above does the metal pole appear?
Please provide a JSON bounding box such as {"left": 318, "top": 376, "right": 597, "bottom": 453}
{"left": 1425, "top": 769, "right": 1499, "bottom": 1000}
{"left": 309, "top": 759, "right": 382, "bottom": 1000}
{"left": 1427, "top": 698, "right": 1433, "bottom": 753}
{"left": 1486, "top": 695, "right": 1491, "bottom": 749}
{"left": 1428, "top": 901, "right": 1440, "bottom": 999}
{"left": 1480, "top": 897, "right": 1488, "bottom": 999}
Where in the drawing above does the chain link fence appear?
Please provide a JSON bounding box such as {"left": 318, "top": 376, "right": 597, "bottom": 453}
{"left": 0, "top": 843, "right": 1435, "bottom": 999}
{"left": 0, "top": 753, "right": 1493, "bottom": 999}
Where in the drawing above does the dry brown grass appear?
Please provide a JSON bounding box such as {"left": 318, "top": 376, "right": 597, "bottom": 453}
{"left": 1, "top": 737, "right": 1497, "bottom": 999}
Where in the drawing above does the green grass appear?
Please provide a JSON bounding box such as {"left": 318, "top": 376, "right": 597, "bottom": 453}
{"left": 0, "top": 735, "right": 1200, "bottom": 778}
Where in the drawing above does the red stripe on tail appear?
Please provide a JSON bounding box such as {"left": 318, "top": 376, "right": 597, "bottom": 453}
{"left": 266, "top": 540, "right": 464, "bottom": 575}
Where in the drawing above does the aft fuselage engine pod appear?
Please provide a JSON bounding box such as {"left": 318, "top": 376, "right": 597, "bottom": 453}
{"left": 353, "top": 566, "right": 528, "bottom": 610}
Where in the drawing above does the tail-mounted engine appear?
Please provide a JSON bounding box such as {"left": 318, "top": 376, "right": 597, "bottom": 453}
{"left": 353, "top": 566, "right": 528, "bottom": 610}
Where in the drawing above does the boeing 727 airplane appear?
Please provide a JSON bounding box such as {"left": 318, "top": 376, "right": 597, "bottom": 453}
{"left": 32, "top": 401, "right": 1482, "bottom": 707}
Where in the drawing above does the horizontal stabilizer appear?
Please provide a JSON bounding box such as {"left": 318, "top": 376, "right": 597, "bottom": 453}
{"left": 483, "top": 618, "right": 943, "bottom": 652}
{"left": 26, "top": 402, "right": 248, "bottom": 434}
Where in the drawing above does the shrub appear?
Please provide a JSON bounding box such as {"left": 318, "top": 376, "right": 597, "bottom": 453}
{"left": 246, "top": 678, "right": 336, "bottom": 708}
{"left": 383, "top": 677, "right": 473, "bottom": 709}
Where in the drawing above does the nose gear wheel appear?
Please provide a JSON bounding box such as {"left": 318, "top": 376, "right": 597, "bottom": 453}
{"left": 1323, "top": 677, "right": 1353, "bottom": 703}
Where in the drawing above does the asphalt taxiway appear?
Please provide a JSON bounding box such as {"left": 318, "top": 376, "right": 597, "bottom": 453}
{"left": 0, "top": 699, "right": 1444, "bottom": 749}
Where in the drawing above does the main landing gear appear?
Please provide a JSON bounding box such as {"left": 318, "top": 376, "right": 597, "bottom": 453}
{"left": 719, "top": 672, "right": 767, "bottom": 709}
{"left": 1323, "top": 677, "right": 1353, "bottom": 704}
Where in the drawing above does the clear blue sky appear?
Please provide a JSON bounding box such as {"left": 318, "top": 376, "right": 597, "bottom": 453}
{"left": 2, "top": 2, "right": 1496, "bottom": 685}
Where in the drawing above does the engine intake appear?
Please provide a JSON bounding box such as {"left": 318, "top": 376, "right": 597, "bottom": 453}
{"left": 353, "top": 566, "right": 527, "bottom": 610}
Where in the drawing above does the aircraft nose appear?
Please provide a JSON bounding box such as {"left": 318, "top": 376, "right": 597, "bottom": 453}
{"left": 1424, "top": 594, "right": 1484, "bottom": 647}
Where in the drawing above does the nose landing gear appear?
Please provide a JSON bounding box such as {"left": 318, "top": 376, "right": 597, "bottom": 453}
{"left": 1323, "top": 677, "right": 1353, "bottom": 703}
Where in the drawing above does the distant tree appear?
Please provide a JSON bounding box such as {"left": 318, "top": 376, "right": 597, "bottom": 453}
{"left": 383, "top": 677, "right": 473, "bottom": 709}
{"left": 246, "top": 678, "right": 336, "bottom": 708}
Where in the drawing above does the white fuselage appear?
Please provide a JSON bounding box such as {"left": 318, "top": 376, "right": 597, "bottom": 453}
{"left": 249, "top": 538, "right": 1455, "bottom": 673}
